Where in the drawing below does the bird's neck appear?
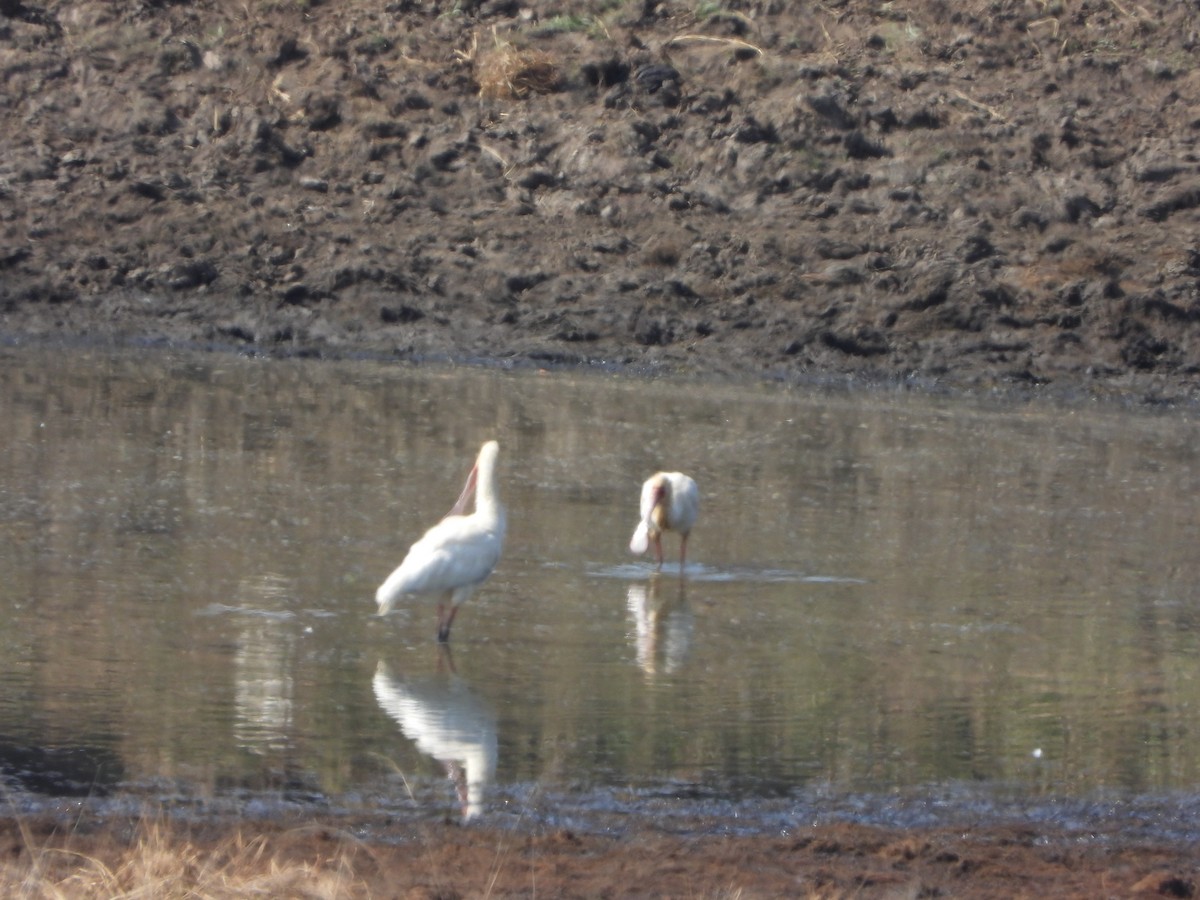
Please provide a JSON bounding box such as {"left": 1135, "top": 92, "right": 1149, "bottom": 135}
{"left": 474, "top": 461, "right": 502, "bottom": 519}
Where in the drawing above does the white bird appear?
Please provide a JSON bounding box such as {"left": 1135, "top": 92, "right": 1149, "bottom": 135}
{"left": 376, "top": 441, "right": 506, "bottom": 642}
{"left": 629, "top": 471, "right": 699, "bottom": 570}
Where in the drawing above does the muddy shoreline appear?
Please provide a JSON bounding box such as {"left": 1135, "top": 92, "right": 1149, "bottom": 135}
{"left": 4, "top": 796, "right": 1199, "bottom": 898}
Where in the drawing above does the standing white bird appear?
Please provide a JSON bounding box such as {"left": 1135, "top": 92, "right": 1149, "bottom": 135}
{"left": 629, "top": 472, "right": 699, "bottom": 570}
{"left": 376, "top": 440, "right": 506, "bottom": 642}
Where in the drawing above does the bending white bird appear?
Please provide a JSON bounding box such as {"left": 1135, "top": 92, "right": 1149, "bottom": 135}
{"left": 629, "top": 471, "right": 699, "bottom": 570}
{"left": 376, "top": 441, "right": 506, "bottom": 641}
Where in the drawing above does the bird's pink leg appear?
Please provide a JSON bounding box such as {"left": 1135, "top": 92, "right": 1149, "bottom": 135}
{"left": 435, "top": 642, "right": 457, "bottom": 674}
{"left": 679, "top": 534, "right": 688, "bottom": 572}
{"left": 437, "top": 603, "right": 460, "bottom": 643}
{"left": 445, "top": 760, "right": 469, "bottom": 819}
{"left": 653, "top": 534, "right": 664, "bottom": 570}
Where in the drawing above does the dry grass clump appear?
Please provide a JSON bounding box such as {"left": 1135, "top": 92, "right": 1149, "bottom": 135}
{"left": 0, "top": 817, "right": 371, "bottom": 899}
{"left": 473, "top": 37, "right": 561, "bottom": 100}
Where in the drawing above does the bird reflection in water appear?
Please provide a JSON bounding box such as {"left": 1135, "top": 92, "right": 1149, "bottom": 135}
{"left": 626, "top": 575, "right": 693, "bottom": 677}
{"left": 372, "top": 645, "right": 498, "bottom": 822}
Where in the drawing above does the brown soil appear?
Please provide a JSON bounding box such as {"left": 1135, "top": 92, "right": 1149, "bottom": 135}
{"left": 4, "top": 0, "right": 1200, "bottom": 894}
{"left": 4, "top": 813, "right": 1199, "bottom": 899}
{"left": 3, "top": 0, "right": 1200, "bottom": 404}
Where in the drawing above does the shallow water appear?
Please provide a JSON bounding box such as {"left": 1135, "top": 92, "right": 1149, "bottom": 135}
{"left": 2, "top": 347, "right": 1200, "bottom": 835}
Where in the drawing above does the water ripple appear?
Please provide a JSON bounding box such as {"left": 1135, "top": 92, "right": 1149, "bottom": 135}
{"left": 587, "top": 562, "right": 867, "bottom": 585}
{"left": 194, "top": 603, "right": 296, "bottom": 621}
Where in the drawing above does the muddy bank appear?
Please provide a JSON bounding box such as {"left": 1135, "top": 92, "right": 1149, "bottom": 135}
{"left": 2, "top": 1, "right": 1200, "bottom": 404}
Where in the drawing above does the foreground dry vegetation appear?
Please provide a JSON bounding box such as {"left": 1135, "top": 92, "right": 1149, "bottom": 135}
{"left": 3, "top": 817, "right": 366, "bottom": 899}
{"left": 2, "top": 811, "right": 1198, "bottom": 899}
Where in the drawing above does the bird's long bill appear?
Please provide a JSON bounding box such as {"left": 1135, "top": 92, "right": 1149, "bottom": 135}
{"left": 446, "top": 462, "right": 479, "bottom": 518}
{"left": 630, "top": 521, "right": 651, "bottom": 555}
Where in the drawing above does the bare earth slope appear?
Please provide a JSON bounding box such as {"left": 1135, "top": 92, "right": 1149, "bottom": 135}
{"left": 4, "top": 3, "right": 1200, "bottom": 893}
{"left": 3, "top": 0, "right": 1200, "bottom": 403}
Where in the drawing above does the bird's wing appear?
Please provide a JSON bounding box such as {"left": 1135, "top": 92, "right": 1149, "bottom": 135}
{"left": 670, "top": 475, "right": 700, "bottom": 533}
{"left": 376, "top": 516, "right": 502, "bottom": 611}
{"left": 406, "top": 517, "right": 502, "bottom": 589}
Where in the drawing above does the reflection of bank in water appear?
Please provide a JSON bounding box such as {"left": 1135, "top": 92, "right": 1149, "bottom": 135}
{"left": 626, "top": 577, "right": 693, "bottom": 677}
{"left": 231, "top": 574, "right": 296, "bottom": 756}
{"left": 372, "top": 650, "right": 497, "bottom": 822}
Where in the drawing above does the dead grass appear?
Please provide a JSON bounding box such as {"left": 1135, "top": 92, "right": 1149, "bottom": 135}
{"left": 469, "top": 30, "right": 561, "bottom": 100}
{"left": 663, "top": 33, "right": 765, "bottom": 57}
{"left": 0, "top": 816, "right": 372, "bottom": 899}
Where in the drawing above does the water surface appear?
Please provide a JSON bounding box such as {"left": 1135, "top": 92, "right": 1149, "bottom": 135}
{"left": 2, "top": 348, "right": 1199, "bottom": 835}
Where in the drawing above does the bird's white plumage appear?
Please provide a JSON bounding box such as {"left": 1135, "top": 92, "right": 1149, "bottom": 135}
{"left": 376, "top": 514, "right": 501, "bottom": 603}
{"left": 629, "top": 471, "right": 699, "bottom": 568}
{"left": 376, "top": 441, "right": 505, "bottom": 639}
